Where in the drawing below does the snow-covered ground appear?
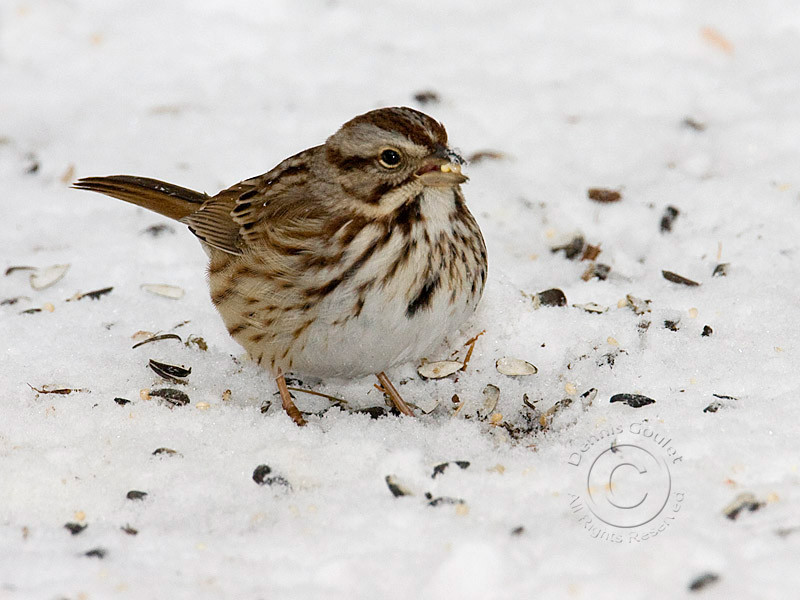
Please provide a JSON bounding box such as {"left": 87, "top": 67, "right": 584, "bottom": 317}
{"left": 2, "top": 1, "right": 799, "bottom": 598}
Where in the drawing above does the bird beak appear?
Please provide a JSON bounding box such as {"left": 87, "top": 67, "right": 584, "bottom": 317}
{"left": 415, "top": 147, "right": 468, "bottom": 187}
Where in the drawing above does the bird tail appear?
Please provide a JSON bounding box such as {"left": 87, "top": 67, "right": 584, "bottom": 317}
{"left": 72, "top": 175, "right": 209, "bottom": 221}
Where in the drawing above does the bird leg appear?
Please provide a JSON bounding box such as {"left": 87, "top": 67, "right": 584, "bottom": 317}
{"left": 375, "top": 371, "right": 415, "bottom": 417}
{"left": 276, "top": 369, "right": 306, "bottom": 426}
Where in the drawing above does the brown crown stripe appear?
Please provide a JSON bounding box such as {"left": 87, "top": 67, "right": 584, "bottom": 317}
{"left": 344, "top": 109, "right": 446, "bottom": 149}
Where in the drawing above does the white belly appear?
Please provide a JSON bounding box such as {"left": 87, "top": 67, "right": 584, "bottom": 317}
{"left": 291, "top": 273, "right": 478, "bottom": 378}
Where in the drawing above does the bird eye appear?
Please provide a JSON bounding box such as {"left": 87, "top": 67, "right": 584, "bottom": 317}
{"left": 379, "top": 148, "right": 402, "bottom": 168}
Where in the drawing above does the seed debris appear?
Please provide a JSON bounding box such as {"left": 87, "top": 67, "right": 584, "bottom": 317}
{"left": 185, "top": 335, "right": 208, "bottom": 351}
{"left": 30, "top": 264, "right": 70, "bottom": 290}
{"left": 132, "top": 333, "right": 182, "bottom": 349}
{"left": 660, "top": 206, "right": 680, "bottom": 233}
{"left": 551, "top": 235, "right": 585, "bottom": 260}
{"left": 417, "top": 360, "right": 463, "bottom": 379}
{"left": 356, "top": 406, "right": 389, "bottom": 419}
{"left": 662, "top": 270, "right": 700, "bottom": 286}
{"left": 28, "top": 384, "right": 88, "bottom": 395}
{"left": 126, "top": 490, "right": 148, "bottom": 501}
{"left": 152, "top": 447, "right": 179, "bottom": 456}
{"left": 286, "top": 386, "right": 346, "bottom": 405}
{"left": 148, "top": 359, "right": 191, "bottom": 383}
{"left": 581, "top": 262, "right": 611, "bottom": 281}
{"left": 460, "top": 329, "right": 485, "bottom": 372}
{"left": 532, "top": 288, "right": 567, "bottom": 308}
{"left": 496, "top": 357, "right": 538, "bottom": 376}
{"left": 580, "top": 244, "right": 602, "bottom": 261}
{"left": 5, "top": 266, "right": 36, "bottom": 276}
{"left": 723, "top": 492, "right": 764, "bottom": 520}
{"left": 149, "top": 388, "right": 190, "bottom": 408}
{"left": 705, "top": 393, "right": 737, "bottom": 413}
{"left": 609, "top": 393, "right": 656, "bottom": 408}
{"left": 64, "top": 522, "right": 87, "bottom": 535}
{"left": 252, "top": 464, "right": 291, "bottom": 488}
{"left": 410, "top": 396, "right": 439, "bottom": 414}
{"left": 688, "top": 572, "right": 719, "bottom": 592}
{"left": 385, "top": 475, "right": 413, "bottom": 497}
{"left": 587, "top": 188, "right": 622, "bottom": 203}
{"left": 431, "top": 461, "right": 471, "bottom": 479}
{"left": 573, "top": 302, "right": 608, "bottom": 314}
{"left": 624, "top": 294, "right": 651, "bottom": 315}
{"left": 68, "top": 287, "right": 113, "bottom": 301}
{"left": 477, "top": 384, "right": 500, "bottom": 419}
{"left": 539, "top": 398, "right": 573, "bottom": 429}
{"left": 712, "top": 263, "right": 729, "bottom": 277}
{"left": 682, "top": 117, "right": 707, "bottom": 132}
{"left": 141, "top": 283, "right": 184, "bottom": 299}
{"left": 426, "top": 493, "right": 466, "bottom": 507}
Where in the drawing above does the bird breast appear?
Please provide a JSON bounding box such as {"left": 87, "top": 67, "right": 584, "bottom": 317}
{"left": 208, "top": 186, "right": 487, "bottom": 379}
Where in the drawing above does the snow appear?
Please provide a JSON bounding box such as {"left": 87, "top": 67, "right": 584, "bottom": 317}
{"left": 2, "top": 1, "right": 800, "bottom": 598}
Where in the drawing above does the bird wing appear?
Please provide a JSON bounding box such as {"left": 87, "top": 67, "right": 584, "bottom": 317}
{"left": 181, "top": 147, "right": 324, "bottom": 256}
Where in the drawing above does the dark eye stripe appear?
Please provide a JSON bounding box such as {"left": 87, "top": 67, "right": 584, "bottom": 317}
{"left": 325, "top": 147, "right": 374, "bottom": 171}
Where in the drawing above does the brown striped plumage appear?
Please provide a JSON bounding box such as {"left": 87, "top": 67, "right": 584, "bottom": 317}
{"left": 74, "top": 107, "right": 487, "bottom": 423}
